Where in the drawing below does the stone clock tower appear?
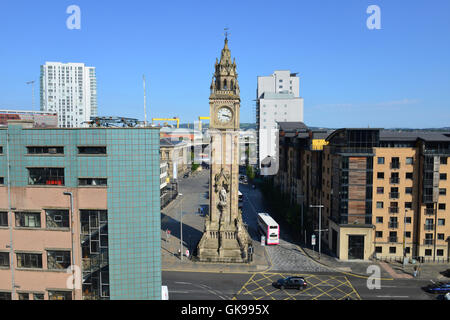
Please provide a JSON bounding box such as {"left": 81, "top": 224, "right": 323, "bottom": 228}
{"left": 197, "top": 36, "right": 251, "bottom": 263}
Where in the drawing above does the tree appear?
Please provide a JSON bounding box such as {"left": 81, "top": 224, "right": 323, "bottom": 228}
{"left": 246, "top": 165, "right": 255, "bottom": 180}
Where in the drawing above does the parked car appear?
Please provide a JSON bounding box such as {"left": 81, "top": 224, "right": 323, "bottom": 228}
{"left": 437, "top": 292, "right": 450, "bottom": 300}
{"left": 425, "top": 282, "right": 450, "bottom": 294}
{"left": 273, "top": 276, "right": 307, "bottom": 290}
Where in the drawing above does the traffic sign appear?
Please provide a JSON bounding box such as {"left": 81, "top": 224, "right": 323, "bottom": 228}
{"left": 185, "top": 250, "right": 190, "bottom": 258}
{"left": 311, "top": 234, "right": 316, "bottom": 246}
{"left": 261, "top": 236, "right": 266, "bottom": 246}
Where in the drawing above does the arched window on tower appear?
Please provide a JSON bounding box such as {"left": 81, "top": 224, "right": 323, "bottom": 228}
{"left": 224, "top": 79, "right": 228, "bottom": 90}
{"left": 230, "top": 80, "right": 234, "bottom": 90}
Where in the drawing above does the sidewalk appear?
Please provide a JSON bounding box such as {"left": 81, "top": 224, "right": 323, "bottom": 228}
{"left": 161, "top": 232, "right": 271, "bottom": 274}
{"left": 299, "top": 244, "right": 450, "bottom": 281}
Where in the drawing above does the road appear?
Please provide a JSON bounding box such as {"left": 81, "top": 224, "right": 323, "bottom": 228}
{"left": 163, "top": 270, "right": 434, "bottom": 300}
{"left": 161, "top": 169, "right": 435, "bottom": 300}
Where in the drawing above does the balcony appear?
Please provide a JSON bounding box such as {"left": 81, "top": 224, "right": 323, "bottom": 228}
{"left": 390, "top": 162, "right": 400, "bottom": 170}
{"left": 424, "top": 224, "right": 434, "bottom": 231}
{"left": 389, "top": 236, "right": 398, "bottom": 243}
{"left": 389, "top": 192, "right": 400, "bottom": 199}
{"left": 390, "top": 177, "right": 400, "bottom": 184}
{"left": 389, "top": 207, "right": 399, "bottom": 214}
{"left": 388, "top": 222, "right": 398, "bottom": 229}
{"left": 423, "top": 239, "right": 434, "bottom": 246}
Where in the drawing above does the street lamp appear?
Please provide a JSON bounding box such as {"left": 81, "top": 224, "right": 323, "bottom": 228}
{"left": 310, "top": 204, "right": 324, "bottom": 260}
{"left": 63, "top": 192, "right": 76, "bottom": 299}
{"left": 297, "top": 194, "right": 304, "bottom": 242}
{"left": 179, "top": 193, "right": 183, "bottom": 261}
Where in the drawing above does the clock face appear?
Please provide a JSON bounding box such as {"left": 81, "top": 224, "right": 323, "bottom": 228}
{"left": 217, "top": 107, "right": 233, "bottom": 123}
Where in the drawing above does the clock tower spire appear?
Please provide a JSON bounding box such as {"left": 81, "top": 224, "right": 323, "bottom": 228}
{"left": 197, "top": 34, "right": 250, "bottom": 263}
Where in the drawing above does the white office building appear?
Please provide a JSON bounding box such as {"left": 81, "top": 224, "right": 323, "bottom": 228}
{"left": 40, "top": 62, "right": 97, "bottom": 128}
{"left": 256, "top": 70, "right": 304, "bottom": 173}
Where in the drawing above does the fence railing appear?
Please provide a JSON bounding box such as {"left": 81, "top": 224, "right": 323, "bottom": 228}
{"left": 374, "top": 255, "right": 449, "bottom": 264}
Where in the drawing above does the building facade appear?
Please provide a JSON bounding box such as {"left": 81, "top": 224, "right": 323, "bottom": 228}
{"left": 0, "top": 121, "right": 161, "bottom": 300}
{"left": 256, "top": 70, "right": 304, "bottom": 172}
{"left": 273, "top": 125, "right": 450, "bottom": 262}
{"left": 40, "top": 62, "right": 98, "bottom": 128}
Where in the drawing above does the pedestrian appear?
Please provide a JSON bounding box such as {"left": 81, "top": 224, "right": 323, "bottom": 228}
{"left": 413, "top": 266, "right": 418, "bottom": 277}
{"left": 178, "top": 249, "right": 181, "bottom": 258}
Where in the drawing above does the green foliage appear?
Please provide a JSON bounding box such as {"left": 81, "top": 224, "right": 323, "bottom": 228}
{"left": 246, "top": 165, "right": 255, "bottom": 180}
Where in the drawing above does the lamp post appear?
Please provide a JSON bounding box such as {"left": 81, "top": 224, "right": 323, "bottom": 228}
{"left": 310, "top": 204, "right": 325, "bottom": 260}
{"left": 179, "top": 193, "right": 183, "bottom": 261}
{"left": 403, "top": 208, "right": 408, "bottom": 269}
{"left": 297, "top": 194, "right": 304, "bottom": 241}
{"left": 63, "top": 192, "right": 76, "bottom": 299}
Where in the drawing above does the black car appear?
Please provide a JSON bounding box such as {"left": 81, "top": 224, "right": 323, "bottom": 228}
{"left": 273, "top": 276, "right": 307, "bottom": 290}
{"left": 425, "top": 282, "right": 450, "bottom": 294}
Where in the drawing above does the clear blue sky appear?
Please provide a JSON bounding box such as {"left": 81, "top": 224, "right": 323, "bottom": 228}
{"left": 0, "top": 0, "right": 449, "bottom": 128}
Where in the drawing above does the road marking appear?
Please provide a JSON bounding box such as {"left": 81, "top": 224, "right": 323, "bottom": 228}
{"left": 376, "top": 295, "right": 409, "bottom": 298}
{"left": 175, "top": 281, "right": 192, "bottom": 285}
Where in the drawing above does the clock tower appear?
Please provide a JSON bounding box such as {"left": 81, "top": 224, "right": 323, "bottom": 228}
{"left": 197, "top": 35, "right": 250, "bottom": 262}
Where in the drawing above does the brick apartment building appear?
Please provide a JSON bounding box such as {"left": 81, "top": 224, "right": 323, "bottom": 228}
{"left": 0, "top": 120, "right": 161, "bottom": 300}
{"left": 275, "top": 123, "right": 450, "bottom": 262}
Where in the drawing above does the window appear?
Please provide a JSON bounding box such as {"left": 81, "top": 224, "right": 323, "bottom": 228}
{"left": 406, "top": 157, "right": 413, "bottom": 165}
{"left": 0, "top": 292, "right": 11, "bottom": 300}
{"left": 45, "top": 210, "right": 69, "bottom": 229}
{"left": 425, "top": 249, "right": 432, "bottom": 256}
{"left": 405, "top": 187, "right": 413, "bottom": 194}
{"left": 16, "top": 253, "right": 42, "bottom": 269}
{"left": 389, "top": 247, "right": 396, "bottom": 254}
{"left": 48, "top": 291, "right": 72, "bottom": 300}
{"left": 375, "top": 247, "right": 382, "bottom": 253}
{"left": 405, "top": 217, "right": 411, "bottom": 224}
{"left": 47, "top": 251, "right": 71, "bottom": 270}
{"left": 78, "top": 146, "right": 107, "bottom": 155}
{"left": 0, "top": 252, "right": 9, "bottom": 267}
{"left": 0, "top": 177, "right": 4, "bottom": 185}
{"left": 405, "top": 231, "right": 411, "bottom": 238}
{"left": 405, "top": 202, "right": 412, "bottom": 209}
{"left": 439, "top": 188, "right": 446, "bottom": 196}
{"left": 376, "top": 202, "right": 383, "bottom": 209}
{"left": 33, "top": 293, "right": 44, "bottom": 300}
{"left": 376, "top": 217, "right": 383, "bottom": 223}
{"left": 18, "top": 293, "right": 29, "bottom": 300}
{"left": 28, "top": 168, "right": 65, "bottom": 185}
{"left": 405, "top": 247, "right": 411, "bottom": 254}
{"left": 439, "top": 203, "right": 446, "bottom": 210}
{"left": 437, "top": 249, "right": 444, "bottom": 257}
{"left": 440, "top": 173, "right": 447, "bottom": 180}
{"left": 27, "top": 146, "right": 64, "bottom": 155}
{"left": 377, "top": 157, "right": 385, "bottom": 165}
{"left": 440, "top": 157, "right": 448, "bottom": 165}
{"left": 377, "top": 172, "right": 384, "bottom": 179}
{"left": 375, "top": 231, "right": 383, "bottom": 238}
{"left": 438, "top": 233, "right": 445, "bottom": 240}
{"left": 391, "top": 157, "right": 400, "bottom": 169}
{"left": 376, "top": 187, "right": 384, "bottom": 194}
{"left": 0, "top": 212, "right": 7, "bottom": 226}
{"left": 79, "top": 178, "right": 107, "bottom": 186}
{"left": 406, "top": 172, "right": 413, "bottom": 180}
{"left": 15, "top": 212, "right": 41, "bottom": 228}
{"left": 438, "top": 219, "right": 445, "bottom": 226}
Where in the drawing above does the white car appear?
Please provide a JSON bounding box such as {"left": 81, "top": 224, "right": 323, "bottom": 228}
{"left": 445, "top": 292, "right": 450, "bottom": 300}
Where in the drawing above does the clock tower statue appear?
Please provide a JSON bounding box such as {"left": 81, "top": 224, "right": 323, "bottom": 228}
{"left": 197, "top": 35, "right": 251, "bottom": 262}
